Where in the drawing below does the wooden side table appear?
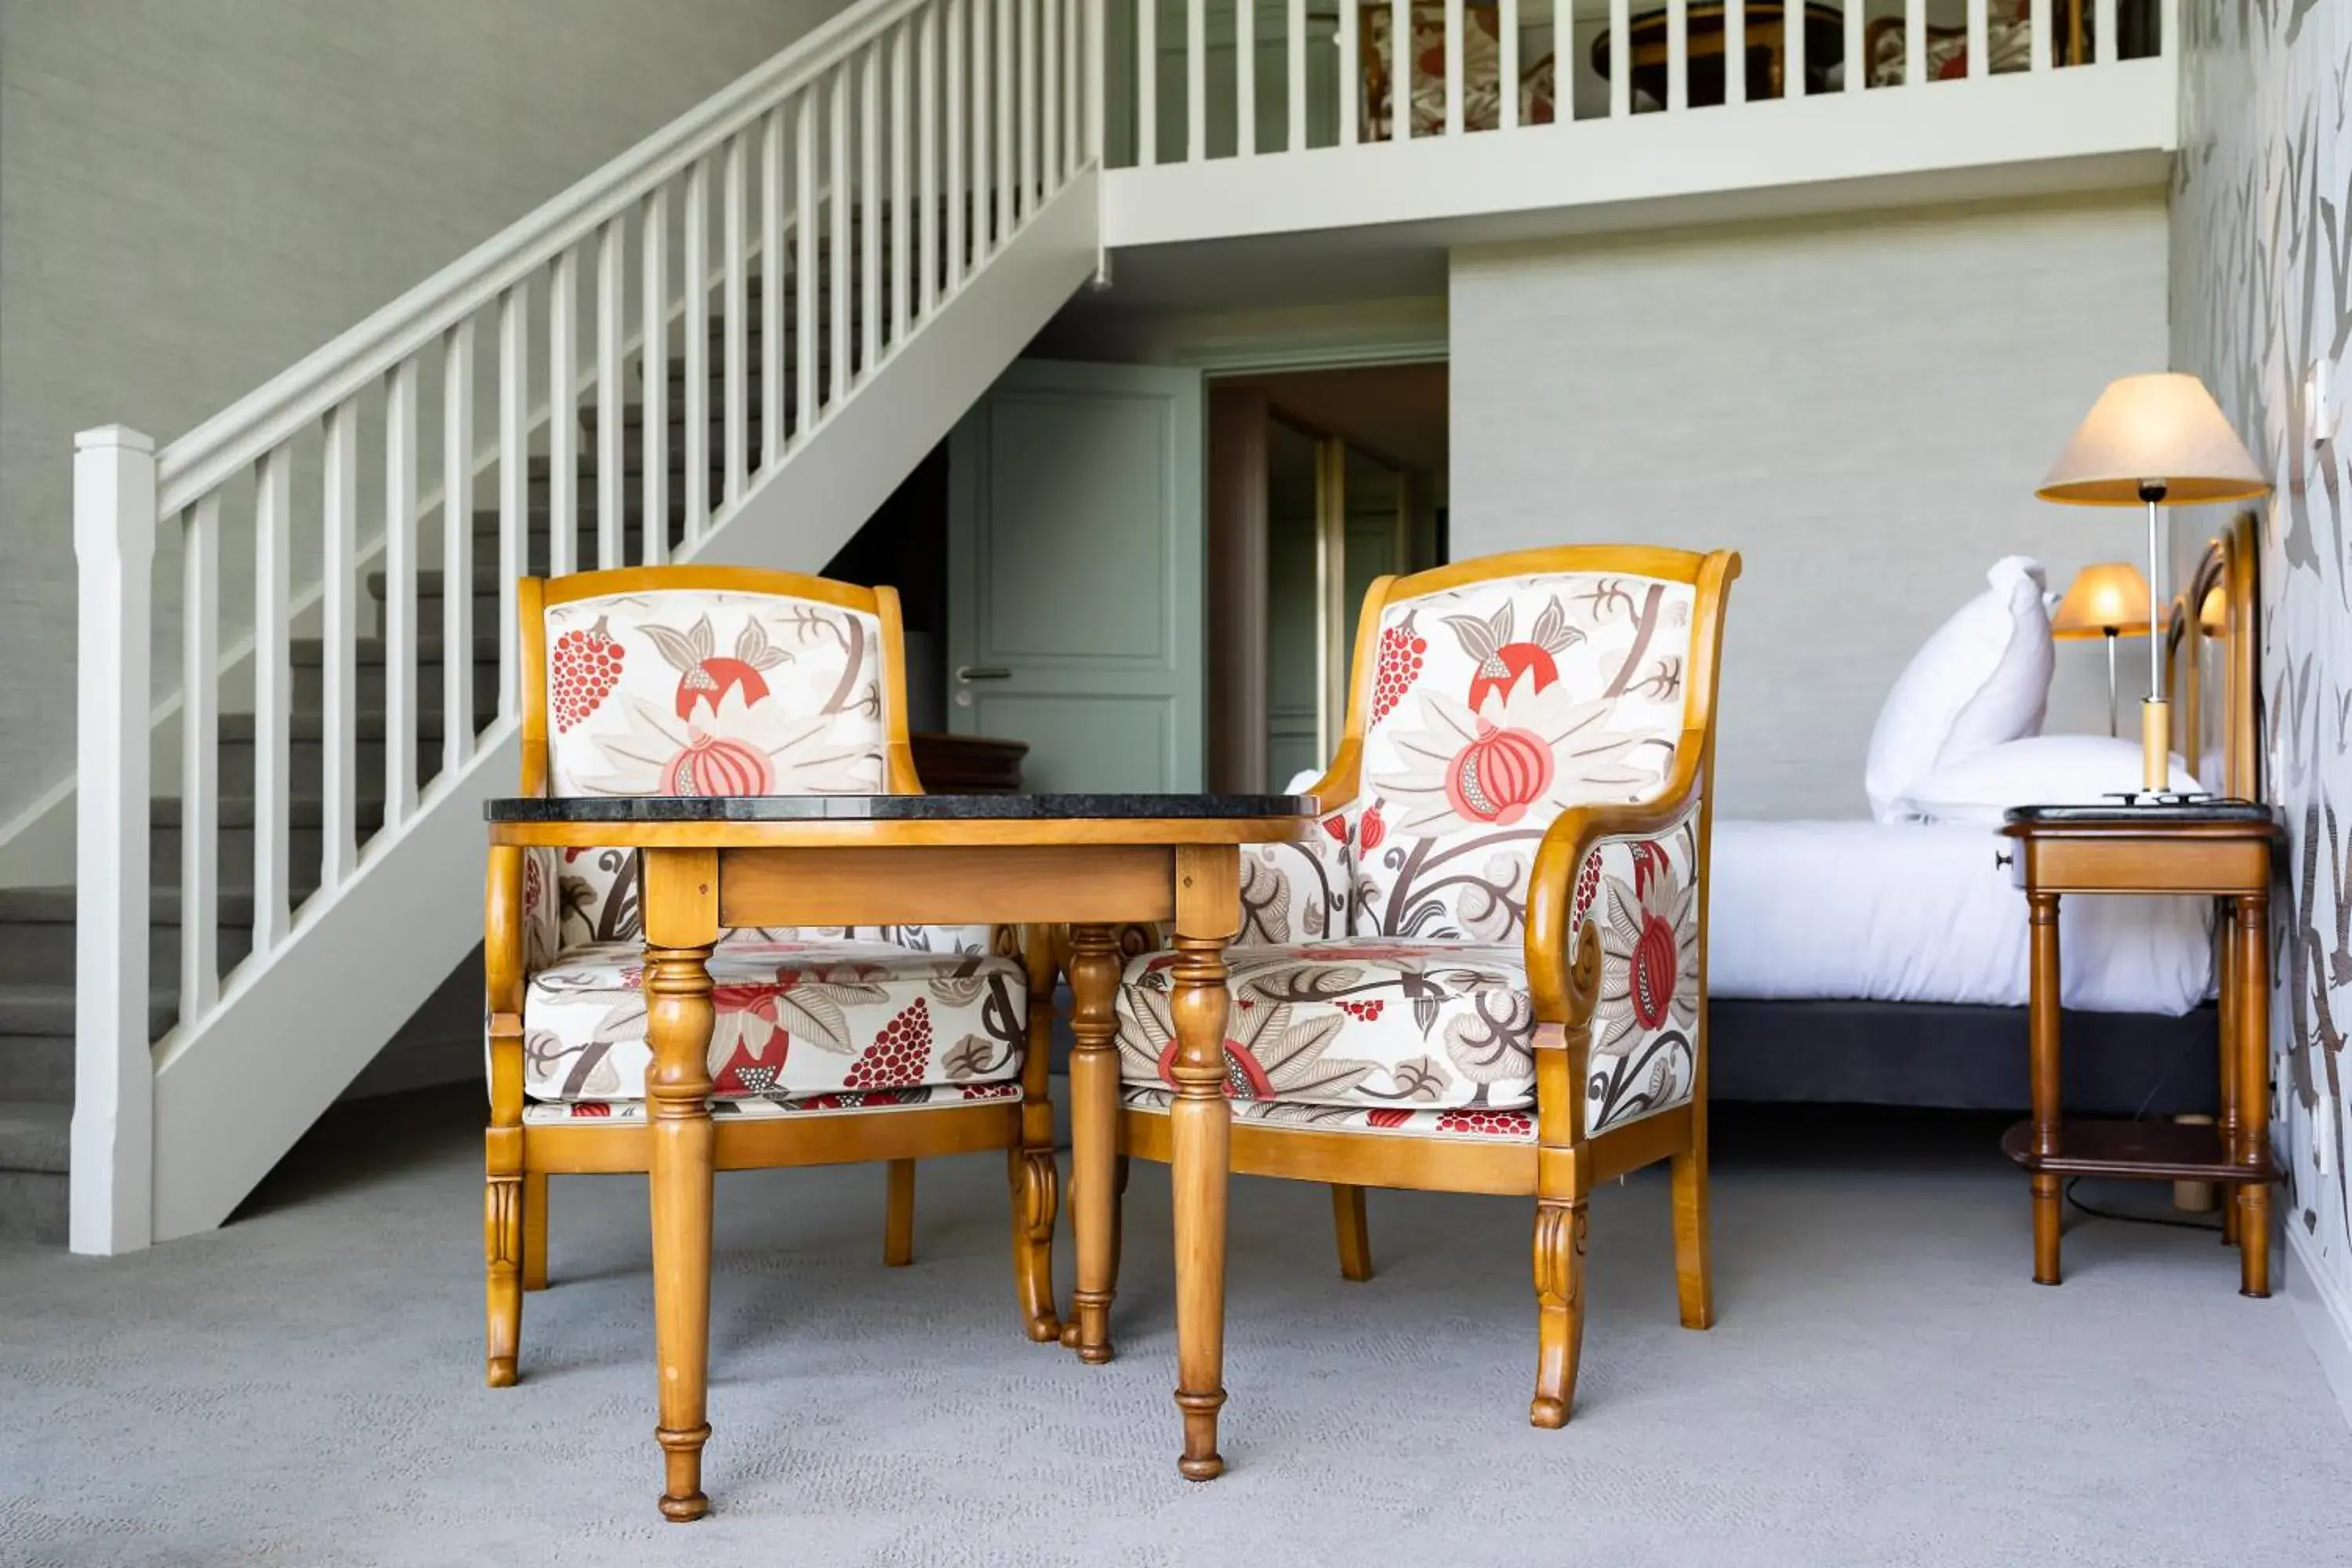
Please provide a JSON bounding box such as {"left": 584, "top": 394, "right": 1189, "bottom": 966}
{"left": 1998, "top": 803, "right": 2283, "bottom": 1296}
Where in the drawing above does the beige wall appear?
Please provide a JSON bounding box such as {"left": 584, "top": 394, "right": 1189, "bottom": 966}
{"left": 1447, "top": 192, "right": 2172, "bottom": 819}
{"left": 0, "top": 0, "right": 847, "bottom": 829}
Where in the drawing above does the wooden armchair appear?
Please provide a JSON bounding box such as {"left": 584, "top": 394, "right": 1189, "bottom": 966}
{"left": 1091, "top": 545, "right": 1738, "bottom": 1425}
{"left": 484, "top": 564, "right": 1059, "bottom": 1387}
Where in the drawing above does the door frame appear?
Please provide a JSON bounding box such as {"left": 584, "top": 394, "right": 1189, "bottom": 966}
{"left": 1199, "top": 339, "right": 1447, "bottom": 791}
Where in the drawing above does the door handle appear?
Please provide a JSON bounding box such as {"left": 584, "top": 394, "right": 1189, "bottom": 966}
{"left": 956, "top": 666, "right": 1012, "bottom": 681}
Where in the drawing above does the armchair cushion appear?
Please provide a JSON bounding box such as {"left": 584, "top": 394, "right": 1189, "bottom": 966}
{"left": 1121, "top": 1084, "right": 1534, "bottom": 1142}
{"left": 1353, "top": 572, "right": 1693, "bottom": 941}
{"left": 524, "top": 1081, "right": 1021, "bottom": 1124}
{"left": 1114, "top": 938, "right": 1537, "bottom": 1112}
{"left": 522, "top": 938, "right": 1025, "bottom": 1104}
{"left": 1577, "top": 800, "right": 1704, "bottom": 1134}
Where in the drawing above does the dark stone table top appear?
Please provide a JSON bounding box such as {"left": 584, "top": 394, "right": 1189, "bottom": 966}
{"left": 487, "top": 793, "right": 1318, "bottom": 823}
{"left": 2002, "top": 799, "right": 2279, "bottom": 829}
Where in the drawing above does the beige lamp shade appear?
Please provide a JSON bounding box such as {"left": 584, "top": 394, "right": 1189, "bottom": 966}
{"left": 2199, "top": 583, "right": 2226, "bottom": 633}
{"left": 2037, "top": 373, "right": 2271, "bottom": 506}
{"left": 2052, "top": 561, "right": 2160, "bottom": 638}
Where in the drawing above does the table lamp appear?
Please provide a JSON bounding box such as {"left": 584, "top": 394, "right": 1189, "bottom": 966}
{"left": 2050, "top": 561, "right": 2157, "bottom": 738}
{"left": 2036, "top": 373, "right": 2270, "bottom": 794}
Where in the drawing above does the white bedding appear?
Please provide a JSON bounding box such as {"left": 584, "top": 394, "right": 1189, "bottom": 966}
{"left": 1707, "top": 819, "right": 2214, "bottom": 1016}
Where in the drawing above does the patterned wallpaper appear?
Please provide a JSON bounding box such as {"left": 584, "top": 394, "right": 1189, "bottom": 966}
{"left": 2170, "top": 0, "right": 2352, "bottom": 1322}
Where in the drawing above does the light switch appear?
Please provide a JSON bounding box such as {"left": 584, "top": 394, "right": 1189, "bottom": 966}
{"left": 2308, "top": 358, "right": 2340, "bottom": 451}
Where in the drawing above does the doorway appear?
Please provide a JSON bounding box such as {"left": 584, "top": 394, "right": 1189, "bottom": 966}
{"left": 1206, "top": 361, "right": 1450, "bottom": 793}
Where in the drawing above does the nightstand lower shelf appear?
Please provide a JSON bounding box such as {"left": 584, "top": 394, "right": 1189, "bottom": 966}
{"left": 1999, "top": 1118, "right": 2279, "bottom": 1185}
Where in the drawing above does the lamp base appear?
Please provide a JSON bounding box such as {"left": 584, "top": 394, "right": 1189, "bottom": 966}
{"left": 2141, "top": 699, "right": 2170, "bottom": 791}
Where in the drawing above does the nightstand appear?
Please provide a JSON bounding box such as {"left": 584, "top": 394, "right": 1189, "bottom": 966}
{"left": 1998, "top": 803, "right": 2283, "bottom": 1295}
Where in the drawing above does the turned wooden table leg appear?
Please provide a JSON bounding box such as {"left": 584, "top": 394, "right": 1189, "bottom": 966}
{"left": 2218, "top": 915, "right": 2242, "bottom": 1247}
{"left": 2236, "top": 888, "right": 2272, "bottom": 1298}
{"left": 644, "top": 848, "right": 719, "bottom": 1523}
{"left": 1062, "top": 922, "right": 1123, "bottom": 1363}
{"left": 1167, "top": 847, "right": 1237, "bottom": 1481}
{"left": 2028, "top": 890, "right": 2063, "bottom": 1287}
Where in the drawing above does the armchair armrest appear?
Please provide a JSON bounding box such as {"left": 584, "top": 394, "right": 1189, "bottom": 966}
{"left": 1523, "top": 728, "right": 1710, "bottom": 1146}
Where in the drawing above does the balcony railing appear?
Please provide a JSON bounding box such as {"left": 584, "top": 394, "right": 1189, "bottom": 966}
{"left": 1101, "top": 0, "right": 2178, "bottom": 245}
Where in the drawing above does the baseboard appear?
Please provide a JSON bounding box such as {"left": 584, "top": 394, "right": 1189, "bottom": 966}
{"left": 2284, "top": 1219, "right": 2352, "bottom": 1436}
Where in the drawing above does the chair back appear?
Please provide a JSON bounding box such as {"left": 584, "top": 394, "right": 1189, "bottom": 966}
{"left": 516, "top": 566, "right": 971, "bottom": 953}
{"left": 1314, "top": 546, "right": 1737, "bottom": 942}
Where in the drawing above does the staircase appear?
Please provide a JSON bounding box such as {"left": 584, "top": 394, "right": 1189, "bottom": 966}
{"left": 53, "top": 0, "right": 1102, "bottom": 1252}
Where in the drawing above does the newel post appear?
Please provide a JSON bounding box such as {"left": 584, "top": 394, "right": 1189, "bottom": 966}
{"left": 70, "top": 425, "right": 157, "bottom": 1256}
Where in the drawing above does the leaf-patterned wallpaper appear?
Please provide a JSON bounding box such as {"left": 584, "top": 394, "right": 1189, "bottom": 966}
{"left": 2171, "top": 0, "right": 2352, "bottom": 1309}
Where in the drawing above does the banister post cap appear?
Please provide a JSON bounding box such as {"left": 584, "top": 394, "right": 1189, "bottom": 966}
{"left": 75, "top": 426, "right": 156, "bottom": 454}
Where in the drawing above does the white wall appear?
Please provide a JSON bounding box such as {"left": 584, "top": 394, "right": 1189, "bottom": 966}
{"left": 0, "top": 0, "right": 849, "bottom": 832}
{"left": 1447, "top": 191, "right": 2171, "bottom": 818}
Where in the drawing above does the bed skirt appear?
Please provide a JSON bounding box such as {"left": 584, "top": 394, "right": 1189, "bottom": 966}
{"left": 1706, "top": 999, "right": 2220, "bottom": 1116}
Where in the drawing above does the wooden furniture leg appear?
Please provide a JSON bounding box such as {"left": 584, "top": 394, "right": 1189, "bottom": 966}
{"left": 484, "top": 1132, "right": 524, "bottom": 1388}
{"left": 2236, "top": 890, "right": 2272, "bottom": 1298}
{"left": 2028, "top": 890, "right": 2063, "bottom": 1286}
{"left": 1330, "top": 1184, "right": 1374, "bottom": 1281}
{"left": 2218, "top": 919, "right": 2241, "bottom": 1247}
{"left": 643, "top": 848, "right": 719, "bottom": 1523}
{"left": 1011, "top": 924, "right": 1062, "bottom": 1343}
{"left": 1671, "top": 1140, "right": 1712, "bottom": 1330}
{"left": 884, "top": 1159, "right": 916, "bottom": 1267}
{"left": 1062, "top": 922, "right": 1123, "bottom": 1363}
{"left": 1167, "top": 846, "right": 1238, "bottom": 1480}
{"left": 485, "top": 842, "right": 528, "bottom": 1385}
{"left": 522, "top": 1171, "right": 550, "bottom": 1292}
{"left": 1529, "top": 1013, "right": 1593, "bottom": 1428}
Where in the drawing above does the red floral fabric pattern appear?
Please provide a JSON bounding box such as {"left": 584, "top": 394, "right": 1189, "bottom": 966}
{"left": 523, "top": 1081, "right": 1022, "bottom": 1125}
{"left": 1352, "top": 572, "right": 1693, "bottom": 942}
{"left": 1113, "top": 939, "right": 1537, "bottom": 1111}
{"left": 543, "top": 588, "right": 885, "bottom": 799}
{"left": 521, "top": 938, "right": 1024, "bottom": 1105}
{"left": 1580, "top": 800, "right": 1703, "bottom": 1134}
{"left": 1121, "top": 1085, "right": 1534, "bottom": 1142}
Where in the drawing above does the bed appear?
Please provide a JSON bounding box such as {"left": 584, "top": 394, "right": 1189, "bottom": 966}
{"left": 1703, "top": 517, "right": 2258, "bottom": 1116}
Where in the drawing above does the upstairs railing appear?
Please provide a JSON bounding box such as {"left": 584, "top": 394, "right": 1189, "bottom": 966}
{"left": 71, "top": 0, "right": 1101, "bottom": 1254}
{"left": 1109, "top": 0, "right": 2172, "bottom": 166}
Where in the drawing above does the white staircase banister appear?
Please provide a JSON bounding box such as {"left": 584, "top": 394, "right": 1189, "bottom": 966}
{"left": 70, "top": 426, "right": 158, "bottom": 1257}
{"left": 155, "top": 0, "right": 935, "bottom": 518}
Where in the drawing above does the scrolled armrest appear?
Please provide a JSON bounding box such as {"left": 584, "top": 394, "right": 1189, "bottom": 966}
{"left": 1523, "top": 727, "right": 1708, "bottom": 1026}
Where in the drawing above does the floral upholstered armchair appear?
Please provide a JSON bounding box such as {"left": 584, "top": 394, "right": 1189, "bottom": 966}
{"left": 1110, "top": 546, "right": 1739, "bottom": 1426}
{"left": 483, "top": 567, "right": 1056, "bottom": 1388}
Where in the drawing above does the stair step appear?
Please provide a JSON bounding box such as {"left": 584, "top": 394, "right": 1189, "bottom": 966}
{"left": 0, "top": 1100, "right": 68, "bottom": 1174}
{"left": 220, "top": 709, "right": 446, "bottom": 746}
{"left": 0, "top": 1037, "right": 70, "bottom": 1105}
{"left": 0, "top": 984, "right": 174, "bottom": 1045}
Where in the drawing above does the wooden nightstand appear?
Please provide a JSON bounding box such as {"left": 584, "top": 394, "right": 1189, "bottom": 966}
{"left": 1998, "top": 803, "right": 2283, "bottom": 1295}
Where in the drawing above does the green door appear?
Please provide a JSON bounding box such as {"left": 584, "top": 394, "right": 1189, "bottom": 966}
{"left": 946, "top": 360, "right": 1206, "bottom": 792}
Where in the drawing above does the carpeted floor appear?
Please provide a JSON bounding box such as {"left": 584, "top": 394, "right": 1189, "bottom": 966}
{"left": 2, "top": 1089, "right": 2347, "bottom": 1568}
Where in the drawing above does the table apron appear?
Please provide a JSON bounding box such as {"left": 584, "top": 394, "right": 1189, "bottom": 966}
{"left": 712, "top": 842, "right": 1179, "bottom": 926}
{"left": 2020, "top": 836, "right": 2270, "bottom": 895}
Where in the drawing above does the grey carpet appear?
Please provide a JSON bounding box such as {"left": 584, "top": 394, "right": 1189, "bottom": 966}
{"left": 2, "top": 1090, "right": 2346, "bottom": 1568}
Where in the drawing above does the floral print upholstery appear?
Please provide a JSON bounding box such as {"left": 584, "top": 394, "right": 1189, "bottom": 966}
{"left": 1352, "top": 573, "right": 1692, "bottom": 942}
{"left": 544, "top": 588, "right": 885, "bottom": 798}
{"left": 1121, "top": 568, "right": 1709, "bottom": 1141}
{"left": 523, "top": 938, "right": 1025, "bottom": 1105}
{"left": 1116, "top": 940, "right": 1536, "bottom": 1112}
{"left": 1121, "top": 1084, "right": 1534, "bottom": 1143}
{"left": 524, "top": 1080, "right": 1022, "bottom": 1125}
{"left": 513, "top": 586, "right": 1007, "bottom": 1068}
{"left": 1237, "top": 825, "right": 1355, "bottom": 946}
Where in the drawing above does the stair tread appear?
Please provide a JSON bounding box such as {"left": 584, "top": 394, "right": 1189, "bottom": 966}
{"left": 0, "top": 1100, "right": 69, "bottom": 1174}
{"left": 0, "top": 984, "right": 174, "bottom": 1044}
{"left": 0, "top": 884, "right": 280, "bottom": 928}
{"left": 219, "top": 710, "right": 450, "bottom": 743}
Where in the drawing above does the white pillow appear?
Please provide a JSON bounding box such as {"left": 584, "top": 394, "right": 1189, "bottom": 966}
{"left": 1863, "top": 557, "right": 2055, "bottom": 822}
{"left": 1896, "top": 734, "right": 2205, "bottom": 826}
